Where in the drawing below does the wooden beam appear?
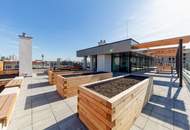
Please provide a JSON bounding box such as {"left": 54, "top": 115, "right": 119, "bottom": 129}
{"left": 133, "top": 35, "right": 190, "bottom": 49}
{"left": 143, "top": 48, "right": 177, "bottom": 57}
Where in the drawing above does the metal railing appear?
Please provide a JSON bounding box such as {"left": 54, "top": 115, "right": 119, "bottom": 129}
{"left": 183, "top": 69, "right": 190, "bottom": 92}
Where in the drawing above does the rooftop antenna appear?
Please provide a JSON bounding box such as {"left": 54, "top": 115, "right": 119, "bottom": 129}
{"left": 41, "top": 54, "right": 44, "bottom": 61}
{"left": 126, "top": 20, "right": 129, "bottom": 39}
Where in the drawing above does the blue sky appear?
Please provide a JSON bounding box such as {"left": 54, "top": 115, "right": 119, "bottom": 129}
{"left": 0, "top": 0, "right": 190, "bottom": 61}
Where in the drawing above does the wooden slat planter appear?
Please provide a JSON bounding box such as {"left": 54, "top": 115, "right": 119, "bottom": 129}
{"left": 156, "top": 65, "right": 172, "bottom": 73}
{"left": 0, "top": 70, "right": 19, "bottom": 75}
{"left": 0, "top": 79, "right": 12, "bottom": 87}
{"left": 48, "top": 69, "right": 85, "bottom": 85}
{"left": 56, "top": 72, "right": 113, "bottom": 98}
{"left": 48, "top": 70, "right": 63, "bottom": 85}
{"left": 5, "top": 79, "right": 23, "bottom": 88}
{"left": 78, "top": 75, "right": 153, "bottom": 130}
{"left": 0, "top": 94, "right": 17, "bottom": 126}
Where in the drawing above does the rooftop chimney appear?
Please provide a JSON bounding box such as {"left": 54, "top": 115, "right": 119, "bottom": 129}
{"left": 19, "top": 32, "right": 32, "bottom": 76}
{"left": 19, "top": 32, "right": 32, "bottom": 39}
{"left": 98, "top": 40, "right": 106, "bottom": 46}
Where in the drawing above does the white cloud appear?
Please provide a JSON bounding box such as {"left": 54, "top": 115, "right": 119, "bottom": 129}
{"left": 112, "top": 0, "right": 190, "bottom": 42}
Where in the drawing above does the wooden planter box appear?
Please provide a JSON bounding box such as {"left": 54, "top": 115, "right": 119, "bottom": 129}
{"left": 156, "top": 65, "right": 172, "bottom": 73}
{"left": 0, "top": 79, "right": 12, "bottom": 87}
{"left": 0, "top": 70, "right": 19, "bottom": 75}
{"left": 56, "top": 72, "right": 113, "bottom": 98}
{"left": 78, "top": 75, "right": 153, "bottom": 130}
{"left": 48, "top": 69, "right": 84, "bottom": 85}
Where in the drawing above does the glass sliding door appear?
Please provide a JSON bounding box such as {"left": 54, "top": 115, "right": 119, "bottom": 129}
{"left": 120, "top": 53, "right": 130, "bottom": 72}
{"left": 92, "top": 55, "right": 97, "bottom": 71}
{"left": 111, "top": 52, "right": 154, "bottom": 73}
{"left": 112, "top": 54, "right": 120, "bottom": 72}
{"left": 112, "top": 53, "right": 130, "bottom": 72}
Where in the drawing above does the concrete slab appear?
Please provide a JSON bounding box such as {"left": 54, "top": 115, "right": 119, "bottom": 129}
{"left": 0, "top": 87, "right": 19, "bottom": 95}
{"left": 7, "top": 71, "right": 190, "bottom": 130}
{"left": 134, "top": 115, "right": 148, "bottom": 129}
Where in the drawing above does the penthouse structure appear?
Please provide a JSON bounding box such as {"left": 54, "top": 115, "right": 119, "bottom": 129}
{"left": 77, "top": 35, "right": 190, "bottom": 73}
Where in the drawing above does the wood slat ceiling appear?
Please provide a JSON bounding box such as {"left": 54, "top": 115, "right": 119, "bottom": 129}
{"left": 133, "top": 35, "right": 190, "bottom": 57}
{"left": 143, "top": 48, "right": 177, "bottom": 57}
{"left": 133, "top": 35, "right": 190, "bottom": 49}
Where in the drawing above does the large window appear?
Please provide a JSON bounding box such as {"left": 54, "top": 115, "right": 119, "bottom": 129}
{"left": 130, "top": 52, "right": 154, "bottom": 72}
{"left": 112, "top": 52, "right": 154, "bottom": 73}
{"left": 112, "top": 53, "right": 130, "bottom": 72}
{"left": 112, "top": 54, "right": 120, "bottom": 72}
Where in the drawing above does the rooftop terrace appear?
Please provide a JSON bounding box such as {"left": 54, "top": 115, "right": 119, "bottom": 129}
{"left": 5, "top": 71, "right": 190, "bottom": 130}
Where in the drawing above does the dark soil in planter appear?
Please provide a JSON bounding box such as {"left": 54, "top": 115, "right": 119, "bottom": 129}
{"left": 62, "top": 72, "right": 107, "bottom": 78}
{"left": 0, "top": 87, "right": 4, "bottom": 93}
{"left": 52, "top": 70, "right": 80, "bottom": 72}
{"left": 0, "top": 74, "right": 18, "bottom": 79}
{"left": 87, "top": 76, "right": 146, "bottom": 98}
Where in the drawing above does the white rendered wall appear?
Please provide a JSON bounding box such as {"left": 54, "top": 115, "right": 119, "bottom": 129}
{"left": 97, "top": 55, "right": 104, "bottom": 72}
{"left": 83, "top": 56, "right": 87, "bottom": 70}
{"left": 19, "top": 38, "right": 32, "bottom": 76}
{"left": 104, "top": 55, "right": 111, "bottom": 72}
{"left": 89, "top": 56, "right": 93, "bottom": 71}
{"left": 97, "top": 55, "right": 111, "bottom": 72}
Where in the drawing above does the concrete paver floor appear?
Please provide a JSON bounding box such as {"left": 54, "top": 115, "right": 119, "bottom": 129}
{"left": 131, "top": 71, "right": 190, "bottom": 130}
{"left": 7, "top": 71, "right": 190, "bottom": 130}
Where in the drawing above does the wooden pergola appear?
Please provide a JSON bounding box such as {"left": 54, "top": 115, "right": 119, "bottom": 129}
{"left": 133, "top": 35, "right": 190, "bottom": 58}
{"left": 132, "top": 36, "right": 190, "bottom": 74}
{"left": 133, "top": 35, "right": 190, "bottom": 57}
{"left": 142, "top": 48, "right": 177, "bottom": 57}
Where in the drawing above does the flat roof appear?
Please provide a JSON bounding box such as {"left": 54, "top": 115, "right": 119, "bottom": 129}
{"left": 77, "top": 38, "right": 138, "bottom": 57}
{"left": 77, "top": 35, "right": 190, "bottom": 57}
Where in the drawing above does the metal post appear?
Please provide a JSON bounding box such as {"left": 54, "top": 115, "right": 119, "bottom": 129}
{"left": 129, "top": 52, "right": 132, "bottom": 73}
{"left": 176, "top": 47, "right": 179, "bottom": 77}
{"left": 179, "top": 39, "right": 183, "bottom": 87}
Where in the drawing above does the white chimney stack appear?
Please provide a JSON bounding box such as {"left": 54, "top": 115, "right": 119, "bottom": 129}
{"left": 19, "top": 33, "right": 33, "bottom": 77}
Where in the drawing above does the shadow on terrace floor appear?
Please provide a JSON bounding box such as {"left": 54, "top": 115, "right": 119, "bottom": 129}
{"left": 45, "top": 113, "right": 87, "bottom": 130}
{"left": 25, "top": 90, "right": 63, "bottom": 110}
{"left": 133, "top": 70, "right": 177, "bottom": 78}
{"left": 153, "top": 79, "right": 179, "bottom": 88}
{"left": 143, "top": 102, "right": 189, "bottom": 129}
{"left": 143, "top": 75, "right": 190, "bottom": 130}
{"left": 113, "top": 69, "right": 176, "bottom": 78}
{"left": 36, "top": 73, "right": 48, "bottom": 76}
{"left": 28, "top": 81, "right": 50, "bottom": 89}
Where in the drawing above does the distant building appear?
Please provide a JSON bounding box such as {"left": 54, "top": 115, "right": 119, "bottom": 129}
{"left": 0, "top": 61, "right": 19, "bottom": 71}
{"left": 0, "top": 56, "right": 9, "bottom": 61}
{"left": 47, "top": 61, "right": 57, "bottom": 68}
{"left": 9, "top": 55, "right": 17, "bottom": 61}
{"left": 32, "top": 60, "right": 49, "bottom": 69}
{"left": 57, "top": 58, "right": 61, "bottom": 68}
{"left": 0, "top": 60, "right": 19, "bottom": 76}
{"left": 0, "top": 55, "right": 17, "bottom": 61}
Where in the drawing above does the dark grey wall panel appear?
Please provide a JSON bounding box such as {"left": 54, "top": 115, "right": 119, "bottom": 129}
{"left": 77, "top": 39, "right": 136, "bottom": 57}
